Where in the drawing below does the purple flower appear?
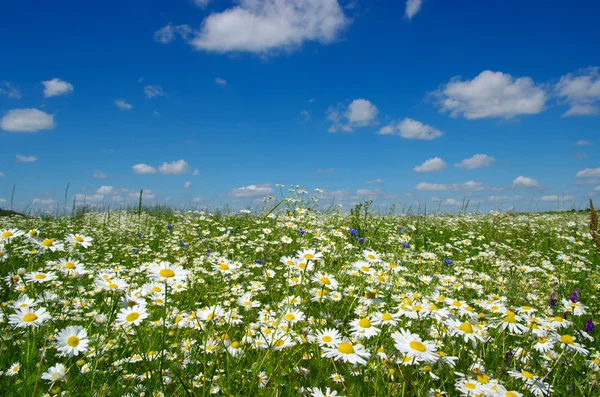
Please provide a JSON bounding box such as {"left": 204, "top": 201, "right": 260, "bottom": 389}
{"left": 570, "top": 289, "right": 580, "bottom": 303}
{"left": 349, "top": 228, "right": 358, "bottom": 237}
{"left": 180, "top": 241, "right": 186, "bottom": 248}
{"left": 402, "top": 242, "right": 410, "bottom": 249}
{"left": 255, "top": 259, "right": 264, "bottom": 264}
{"left": 358, "top": 237, "right": 365, "bottom": 243}
{"left": 137, "top": 233, "right": 143, "bottom": 237}
{"left": 586, "top": 318, "right": 595, "bottom": 333}
{"left": 444, "top": 258, "right": 454, "bottom": 266}
{"left": 550, "top": 292, "right": 557, "bottom": 308}
{"left": 167, "top": 225, "right": 173, "bottom": 230}
{"left": 299, "top": 228, "right": 306, "bottom": 236}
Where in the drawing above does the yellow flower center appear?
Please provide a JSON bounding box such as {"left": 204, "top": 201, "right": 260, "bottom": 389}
{"left": 458, "top": 322, "right": 473, "bottom": 334}
{"left": 412, "top": 305, "right": 423, "bottom": 311}
{"left": 159, "top": 269, "right": 175, "bottom": 278}
{"left": 218, "top": 264, "right": 229, "bottom": 271}
{"left": 504, "top": 312, "right": 517, "bottom": 323}
{"left": 231, "top": 341, "right": 240, "bottom": 349}
{"left": 506, "top": 392, "right": 518, "bottom": 397}
{"left": 304, "top": 253, "right": 314, "bottom": 259}
{"left": 338, "top": 342, "right": 354, "bottom": 354}
{"left": 490, "top": 305, "right": 499, "bottom": 311}
{"left": 152, "top": 286, "right": 161, "bottom": 292}
{"left": 23, "top": 313, "right": 38, "bottom": 322}
{"left": 522, "top": 371, "right": 534, "bottom": 380}
{"left": 360, "top": 266, "right": 370, "bottom": 272}
{"left": 73, "top": 236, "right": 84, "bottom": 242}
{"left": 107, "top": 283, "right": 118, "bottom": 289}
{"left": 29, "top": 230, "right": 38, "bottom": 237}
{"left": 67, "top": 336, "right": 80, "bottom": 347}
{"left": 274, "top": 339, "right": 285, "bottom": 347}
{"left": 41, "top": 239, "right": 54, "bottom": 247}
{"left": 465, "top": 382, "right": 476, "bottom": 390}
{"left": 126, "top": 312, "right": 140, "bottom": 322}
{"left": 284, "top": 313, "right": 296, "bottom": 321}
{"left": 382, "top": 313, "right": 393, "bottom": 321}
{"left": 409, "top": 340, "right": 427, "bottom": 352}
{"left": 367, "top": 254, "right": 376, "bottom": 260}
{"left": 64, "top": 262, "right": 76, "bottom": 269}
{"left": 561, "top": 335, "right": 574, "bottom": 345}
{"left": 34, "top": 274, "right": 46, "bottom": 280}
{"left": 522, "top": 306, "right": 531, "bottom": 311}
{"left": 477, "top": 374, "right": 489, "bottom": 384}
{"left": 322, "top": 336, "right": 332, "bottom": 343}
{"left": 358, "top": 318, "right": 371, "bottom": 328}
{"left": 452, "top": 300, "right": 462, "bottom": 307}
{"left": 1, "top": 231, "right": 13, "bottom": 238}
{"left": 320, "top": 277, "right": 331, "bottom": 285}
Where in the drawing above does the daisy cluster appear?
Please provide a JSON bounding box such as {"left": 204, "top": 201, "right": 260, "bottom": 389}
{"left": 0, "top": 197, "right": 599, "bottom": 396}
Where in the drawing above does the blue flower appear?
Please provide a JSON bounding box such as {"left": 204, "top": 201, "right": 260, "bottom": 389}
{"left": 167, "top": 225, "right": 173, "bottom": 230}
{"left": 255, "top": 259, "right": 264, "bottom": 264}
{"left": 444, "top": 258, "right": 454, "bottom": 266}
{"left": 585, "top": 318, "right": 595, "bottom": 333}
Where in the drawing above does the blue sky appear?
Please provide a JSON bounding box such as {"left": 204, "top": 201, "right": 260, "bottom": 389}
{"left": 1, "top": 0, "right": 599, "bottom": 212}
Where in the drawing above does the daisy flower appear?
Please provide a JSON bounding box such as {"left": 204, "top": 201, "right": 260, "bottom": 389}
{"left": 350, "top": 317, "right": 381, "bottom": 339}
{"left": 57, "top": 258, "right": 87, "bottom": 276}
{"left": 446, "top": 319, "right": 485, "bottom": 346}
{"left": 257, "top": 371, "right": 269, "bottom": 388}
{"left": 56, "top": 326, "right": 89, "bottom": 357}
{"left": 297, "top": 249, "right": 323, "bottom": 261}
{"left": 0, "top": 228, "right": 25, "bottom": 242}
{"left": 11, "top": 295, "right": 37, "bottom": 310}
{"left": 9, "top": 307, "right": 52, "bottom": 328}
{"left": 25, "top": 271, "right": 57, "bottom": 284}
{"left": 41, "top": 363, "right": 67, "bottom": 383}
{"left": 312, "top": 328, "right": 342, "bottom": 347}
{"left": 311, "top": 387, "right": 344, "bottom": 397}
{"left": 5, "top": 362, "right": 20, "bottom": 376}
{"left": 312, "top": 273, "right": 338, "bottom": 289}
{"left": 392, "top": 329, "right": 440, "bottom": 363}
{"left": 363, "top": 249, "right": 381, "bottom": 262}
{"left": 37, "top": 238, "right": 65, "bottom": 252}
{"left": 212, "top": 260, "right": 238, "bottom": 275}
{"left": 555, "top": 333, "right": 589, "bottom": 355}
{"left": 27, "top": 229, "right": 40, "bottom": 240}
{"left": 0, "top": 245, "right": 7, "bottom": 262}
{"left": 66, "top": 233, "right": 93, "bottom": 248}
{"left": 116, "top": 305, "right": 149, "bottom": 327}
{"left": 322, "top": 340, "right": 371, "bottom": 365}
{"left": 281, "top": 309, "right": 305, "bottom": 324}
{"left": 148, "top": 261, "right": 189, "bottom": 284}
{"left": 495, "top": 310, "right": 528, "bottom": 334}
{"left": 533, "top": 336, "right": 555, "bottom": 353}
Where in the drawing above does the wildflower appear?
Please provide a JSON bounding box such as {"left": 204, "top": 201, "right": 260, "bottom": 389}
{"left": 116, "top": 305, "right": 149, "bottom": 327}
{"left": 585, "top": 318, "right": 595, "bottom": 333}
{"left": 312, "top": 328, "right": 342, "bottom": 347}
{"left": 311, "top": 387, "right": 344, "bottom": 397}
{"left": 392, "top": 329, "right": 439, "bottom": 363}
{"left": 41, "top": 363, "right": 67, "bottom": 383}
{"left": 5, "top": 362, "right": 20, "bottom": 376}
{"left": 25, "top": 271, "right": 57, "bottom": 284}
{"left": 66, "top": 233, "right": 93, "bottom": 248}
{"left": 0, "top": 228, "right": 25, "bottom": 241}
{"left": 350, "top": 317, "right": 381, "bottom": 339}
{"left": 9, "top": 307, "right": 52, "bottom": 328}
{"left": 36, "top": 238, "right": 65, "bottom": 252}
{"left": 555, "top": 333, "right": 589, "bottom": 355}
{"left": 56, "top": 326, "right": 89, "bottom": 357}
{"left": 148, "top": 261, "right": 189, "bottom": 284}
{"left": 322, "top": 340, "right": 371, "bottom": 365}
{"left": 297, "top": 249, "right": 323, "bottom": 261}
{"left": 257, "top": 371, "right": 269, "bottom": 388}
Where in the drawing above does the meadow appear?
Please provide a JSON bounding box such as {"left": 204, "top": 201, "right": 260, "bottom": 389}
{"left": 1, "top": 192, "right": 600, "bottom": 397}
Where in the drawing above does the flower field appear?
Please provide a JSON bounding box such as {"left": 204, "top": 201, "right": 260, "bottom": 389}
{"left": 1, "top": 199, "right": 600, "bottom": 396}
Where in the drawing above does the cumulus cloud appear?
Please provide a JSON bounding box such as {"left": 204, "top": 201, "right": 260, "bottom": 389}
{"left": 115, "top": 99, "right": 132, "bottom": 110}
{"left": 414, "top": 157, "right": 447, "bottom": 172}
{"left": 132, "top": 164, "right": 157, "bottom": 174}
{"left": 184, "top": 181, "right": 192, "bottom": 189}
{"left": 153, "top": 24, "right": 192, "bottom": 43}
{"left": 576, "top": 168, "right": 600, "bottom": 178}
{"left": 74, "top": 194, "right": 105, "bottom": 203}
{"left": 230, "top": 184, "right": 274, "bottom": 197}
{"left": 93, "top": 171, "right": 108, "bottom": 179}
{"left": 0, "top": 82, "right": 22, "bottom": 99}
{"left": 327, "top": 99, "right": 378, "bottom": 132}
{"left": 144, "top": 85, "right": 166, "bottom": 98}
{"left": 555, "top": 67, "right": 600, "bottom": 116}
{"left": 127, "top": 190, "right": 155, "bottom": 200}
{"left": 489, "top": 195, "right": 511, "bottom": 202}
{"left": 188, "top": 0, "right": 349, "bottom": 54}
{"left": 454, "top": 154, "right": 496, "bottom": 169}
{"left": 416, "top": 181, "right": 485, "bottom": 192}
{"left": 434, "top": 70, "right": 546, "bottom": 119}
{"left": 415, "top": 183, "right": 448, "bottom": 192}
{"left": 378, "top": 118, "right": 443, "bottom": 140}
{"left": 215, "top": 77, "right": 227, "bottom": 87}
{"left": 193, "top": 0, "right": 211, "bottom": 8}
{"left": 16, "top": 154, "right": 37, "bottom": 162}
{"left": 42, "top": 78, "right": 73, "bottom": 97}
{"left": 1, "top": 108, "right": 55, "bottom": 132}
{"left": 193, "top": 169, "right": 201, "bottom": 176}
{"left": 540, "top": 195, "right": 574, "bottom": 201}
{"left": 366, "top": 178, "right": 383, "bottom": 184}
{"left": 96, "top": 186, "right": 114, "bottom": 195}
{"left": 512, "top": 176, "right": 540, "bottom": 189}
{"left": 159, "top": 160, "right": 190, "bottom": 175}
{"left": 405, "top": 0, "right": 423, "bottom": 19}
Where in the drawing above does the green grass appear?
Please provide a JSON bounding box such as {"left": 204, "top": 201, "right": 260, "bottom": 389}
{"left": 0, "top": 197, "right": 599, "bottom": 396}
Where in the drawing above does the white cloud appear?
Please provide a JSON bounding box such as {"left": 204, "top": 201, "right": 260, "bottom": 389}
{"left": 576, "top": 168, "right": 600, "bottom": 178}
{"left": 111, "top": 195, "right": 124, "bottom": 202}
{"left": 489, "top": 195, "right": 511, "bottom": 202}
{"left": 42, "top": 78, "right": 73, "bottom": 97}
{"left": 555, "top": 67, "right": 600, "bottom": 116}
{"left": 215, "top": 77, "right": 227, "bottom": 87}
{"left": 32, "top": 198, "right": 55, "bottom": 205}
{"left": 0, "top": 198, "right": 7, "bottom": 204}
{"left": 132, "top": 163, "right": 157, "bottom": 174}
{"left": 96, "top": 186, "right": 114, "bottom": 195}
{"left": 405, "top": 0, "right": 423, "bottom": 19}
{"left": 416, "top": 182, "right": 448, "bottom": 191}
{"left": 115, "top": 99, "right": 132, "bottom": 110}
{"left": 454, "top": 154, "right": 496, "bottom": 169}
{"left": 93, "top": 171, "right": 108, "bottom": 179}
{"left": 575, "top": 140, "right": 593, "bottom": 146}
{"left": 512, "top": 176, "right": 540, "bottom": 189}
{"left": 1, "top": 108, "right": 55, "bottom": 132}
{"left": 127, "top": 190, "right": 155, "bottom": 200}
{"left": 0, "top": 172, "right": 5, "bottom": 177}
{"left": 191, "top": 197, "right": 202, "bottom": 203}
{"left": 316, "top": 168, "right": 335, "bottom": 174}
{"left": 184, "top": 181, "right": 192, "bottom": 189}
{"left": 74, "top": 194, "right": 105, "bottom": 203}
{"left": 594, "top": 186, "right": 600, "bottom": 192}
{"left": 154, "top": 24, "right": 192, "bottom": 43}
{"left": 16, "top": 154, "right": 37, "bottom": 163}
{"left": 327, "top": 99, "right": 378, "bottom": 132}
{"left": 378, "top": 118, "right": 443, "bottom": 140}
{"left": 230, "top": 184, "right": 274, "bottom": 197}
{"left": 540, "top": 195, "right": 574, "bottom": 202}
{"left": 435, "top": 70, "right": 546, "bottom": 119}
{"left": 366, "top": 178, "right": 383, "bottom": 184}
{"left": 144, "top": 85, "right": 166, "bottom": 98}
{"left": 414, "top": 157, "right": 447, "bottom": 172}
{"left": 0, "top": 82, "right": 22, "bottom": 99}
{"left": 159, "top": 160, "right": 190, "bottom": 175}
{"left": 193, "top": 0, "right": 211, "bottom": 8}
{"left": 193, "top": 169, "right": 200, "bottom": 176}
{"left": 577, "top": 178, "right": 600, "bottom": 186}
{"left": 189, "top": 0, "right": 349, "bottom": 54}
{"left": 458, "top": 181, "right": 485, "bottom": 191}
